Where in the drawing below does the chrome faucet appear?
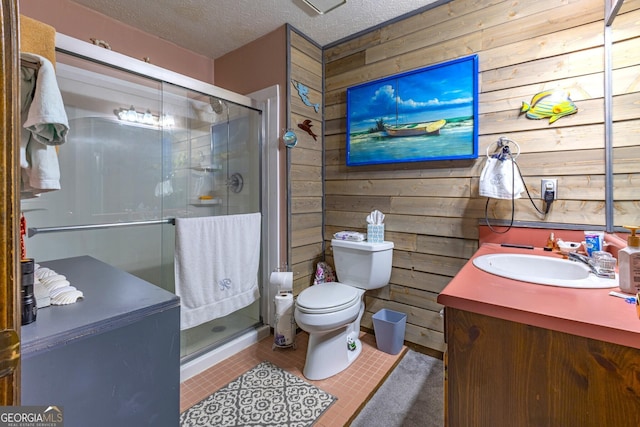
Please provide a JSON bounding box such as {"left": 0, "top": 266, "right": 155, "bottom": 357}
{"left": 567, "top": 252, "right": 616, "bottom": 279}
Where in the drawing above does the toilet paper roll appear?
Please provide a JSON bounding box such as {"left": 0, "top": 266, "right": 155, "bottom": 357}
{"left": 270, "top": 271, "right": 293, "bottom": 291}
{"left": 275, "top": 292, "right": 293, "bottom": 315}
{"left": 274, "top": 292, "right": 295, "bottom": 346}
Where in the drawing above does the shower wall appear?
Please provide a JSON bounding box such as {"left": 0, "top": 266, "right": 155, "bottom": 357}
{"left": 22, "top": 50, "right": 265, "bottom": 360}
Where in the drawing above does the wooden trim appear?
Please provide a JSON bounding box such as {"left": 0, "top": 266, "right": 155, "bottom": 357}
{"left": 0, "top": 0, "right": 21, "bottom": 405}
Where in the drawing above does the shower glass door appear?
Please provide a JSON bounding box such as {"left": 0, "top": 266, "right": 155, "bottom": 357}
{"left": 22, "top": 52, "right": 167, "bottom": 283}
{"left": 22, "top": 49, "right": 264, "bottom": 362}
{"left": 160, "top": 83, "right": 263, "bottom": 360}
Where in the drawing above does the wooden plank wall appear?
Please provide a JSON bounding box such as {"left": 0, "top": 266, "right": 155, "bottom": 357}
{"left": 322, "top": 0, "right": 640, "bottom": 353}
{"left": 288, "top": 28, "right": 325, "bottom": 293}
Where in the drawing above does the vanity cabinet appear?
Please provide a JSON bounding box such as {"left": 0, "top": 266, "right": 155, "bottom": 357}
{"left": 439, "top": 243, "right": 640, "bottom": 427}
{"left": 21, "top": 256, "right": 180, "bottom": 427}
{"left": 444, "top": 307, "right": 640, "bottom": 427}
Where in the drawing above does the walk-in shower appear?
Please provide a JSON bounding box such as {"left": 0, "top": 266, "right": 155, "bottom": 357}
{"left": 21, "top": 36, "right": 278, "bottom": 367}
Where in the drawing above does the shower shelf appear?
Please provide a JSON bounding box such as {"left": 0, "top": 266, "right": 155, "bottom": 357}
{"left": 190, "top": 197, "right": 222, "bottom": 206}
{"left": 192, "top": 164, "right": 222, "bottom": 172}
{"left": 172, "top": 165, "right": 221, "bottom": 174}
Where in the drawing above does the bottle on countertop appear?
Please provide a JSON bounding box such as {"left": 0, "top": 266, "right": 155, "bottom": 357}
{"left": 618, "top": 225, "right": 640, "bottom": 294}
{"left": 545, "top": 232, "right": 555, "bottom": 251}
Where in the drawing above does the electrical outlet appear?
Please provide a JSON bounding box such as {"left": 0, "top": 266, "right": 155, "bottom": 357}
{"left": 541, "top": 178, "right": 558, "bottom": 200}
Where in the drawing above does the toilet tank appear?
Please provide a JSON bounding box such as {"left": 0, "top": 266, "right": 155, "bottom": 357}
{"left": 331, "top": 239, "right": 394, "bottom": 290}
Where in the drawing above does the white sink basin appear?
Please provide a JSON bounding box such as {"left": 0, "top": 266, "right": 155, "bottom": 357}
{"left": 472, "top": 253, "right": 618, "bottom": 288}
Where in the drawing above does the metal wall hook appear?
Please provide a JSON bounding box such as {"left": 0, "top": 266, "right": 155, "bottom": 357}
{"left": 487, "top": 136, "right": 520, "bottom": 160}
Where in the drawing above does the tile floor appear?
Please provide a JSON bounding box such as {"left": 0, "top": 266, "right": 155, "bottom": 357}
{"left": 180, "top": 331, "right": 406, "bottom": 426}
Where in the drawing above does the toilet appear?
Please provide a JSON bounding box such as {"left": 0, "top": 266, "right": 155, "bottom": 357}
{"left": 294, "top": 239, "right": 394, "bottom": 380}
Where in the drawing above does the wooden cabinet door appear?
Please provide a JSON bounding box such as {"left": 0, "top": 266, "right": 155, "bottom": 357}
{"left": 446, "top": 308, "right": 640, "bottom": 427}
{"left": 0, "top": 0, "right": 21, "bottom": 406}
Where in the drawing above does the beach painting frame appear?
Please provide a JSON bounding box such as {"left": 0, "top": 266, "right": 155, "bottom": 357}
{"left": 346, "top": 55, "right": 479, "bottom": 166}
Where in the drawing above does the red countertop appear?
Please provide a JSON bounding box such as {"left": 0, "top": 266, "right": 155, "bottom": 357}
{"left": 437, "top": 243, "right": 640, "bottom": 349}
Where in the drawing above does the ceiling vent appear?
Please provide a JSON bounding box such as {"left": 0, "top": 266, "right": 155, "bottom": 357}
{"left": 300, "top": 0, "right": 347, "bottom": 14}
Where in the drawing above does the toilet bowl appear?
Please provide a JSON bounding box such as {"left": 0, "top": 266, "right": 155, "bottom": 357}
{"left": 294, "top": 239, "right": 394, "bottom": 380}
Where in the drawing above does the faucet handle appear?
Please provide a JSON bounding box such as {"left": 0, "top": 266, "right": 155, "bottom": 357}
{"left": 568, "top": 252, "right": 591, "bottom": 265}
{"left": 568, "top": 251, "right": 617, "bottom": 279}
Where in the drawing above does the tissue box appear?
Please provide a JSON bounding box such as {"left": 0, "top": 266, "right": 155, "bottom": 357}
{"left": 367, "top": 224, "right": 384, "bottom": 243}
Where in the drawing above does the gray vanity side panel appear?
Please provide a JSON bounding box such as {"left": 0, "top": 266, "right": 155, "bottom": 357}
{"left": 21, "top": 305, "right": 180, "bottom": 427}
{"left": 21, "top": 255, "right": 181, "bottom": 426}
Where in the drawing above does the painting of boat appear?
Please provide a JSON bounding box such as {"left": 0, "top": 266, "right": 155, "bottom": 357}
{"left": 346, "top": 55, "right": 478, "bottom": 165}
{"left": 384, "top": 119, "right": 446, "bottom": 137}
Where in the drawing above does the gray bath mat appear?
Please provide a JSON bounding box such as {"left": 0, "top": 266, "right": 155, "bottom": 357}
{"left": 180, "top": 361, "right": 336, "bottom": 426}
{"left": 351, "top": 349, "right": 444, "bottom": 427}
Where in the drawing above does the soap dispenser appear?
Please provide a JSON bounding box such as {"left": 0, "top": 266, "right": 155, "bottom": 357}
{"left": 619, "top": 225, "right": 640, "bottom": 294}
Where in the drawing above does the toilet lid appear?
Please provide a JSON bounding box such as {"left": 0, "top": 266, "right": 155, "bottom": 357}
{"left": 296, "top": 282, "right": 361, "bottom": 314}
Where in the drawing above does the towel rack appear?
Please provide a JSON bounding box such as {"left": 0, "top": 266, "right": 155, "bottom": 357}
{"left": 20, "top": 57, "right": 41, "bottom": 71}
{"left": 28, "top": 218, "right": 175, "bottom": 237}
{"left": 486, "top": 136, "right": 520, "bottom": 160}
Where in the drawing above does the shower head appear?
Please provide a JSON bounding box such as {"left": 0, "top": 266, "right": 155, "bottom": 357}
{"left": 209, "top": 97, "right": 225, "bottom": 115}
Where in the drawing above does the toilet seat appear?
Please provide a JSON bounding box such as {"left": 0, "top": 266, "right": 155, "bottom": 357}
{"left": 296, "top": 282, "right": 361, "bottom": 314}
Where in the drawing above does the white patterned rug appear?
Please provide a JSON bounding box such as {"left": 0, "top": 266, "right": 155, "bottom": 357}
{"left": 180, "top": 361, "right": 337, "bottom": 427}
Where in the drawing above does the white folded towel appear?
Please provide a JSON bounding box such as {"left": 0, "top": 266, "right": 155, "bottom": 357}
{"left": 175, "top": 213, "right": 261, "bottom": 330}
{"left": 333, "top": 230, "right": 366, "bottom": 241}
{"left": 479, "top": 156, "right": 525, "bottom": 199}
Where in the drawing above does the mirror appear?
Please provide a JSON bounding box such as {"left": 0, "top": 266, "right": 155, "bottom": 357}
{"left": 608, "top": 1, "right": 640, "bottom": 231}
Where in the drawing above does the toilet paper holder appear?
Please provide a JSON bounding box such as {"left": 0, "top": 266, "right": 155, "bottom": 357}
{"left": 272, "top": 291, "right": 297, "bottom": 350}
{"left": 271, "top": 266, "right": 297, "bottom": 350}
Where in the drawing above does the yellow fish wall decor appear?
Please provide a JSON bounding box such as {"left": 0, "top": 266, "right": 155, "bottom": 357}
{"left": 521, "top": 90, "right": 578, "bottom": 124}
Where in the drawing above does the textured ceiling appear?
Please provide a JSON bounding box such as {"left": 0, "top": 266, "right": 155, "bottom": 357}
{"left": 70, "top": 0, "right": 441, "bottom": 59}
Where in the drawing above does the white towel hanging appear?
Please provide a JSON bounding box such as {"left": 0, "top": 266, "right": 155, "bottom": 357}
{"left": 479, "top": 138, "right": 525, "bottom": 199}
{"left": 174, "top": 213, "right": 261, "bottom": 330}
{"left": 19, "top": 53, "right": 69, "bottom": 198}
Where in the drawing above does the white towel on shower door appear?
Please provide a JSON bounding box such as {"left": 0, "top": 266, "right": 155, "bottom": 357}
{"left": 19, "top": 53, "right": 69, "bottom": 198}
{"left": 174, "top": 213, "right": 261, "bottom": 330}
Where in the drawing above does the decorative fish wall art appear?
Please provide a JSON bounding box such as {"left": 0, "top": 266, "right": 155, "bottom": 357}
{"left": 298, "top": 119, "right": 317, "bottom": 141}
{"left": 521, "top": 90, "right": 577, "bottom": 124}
{"left": 292, "top": 80, "right": 320, "bottom": 113}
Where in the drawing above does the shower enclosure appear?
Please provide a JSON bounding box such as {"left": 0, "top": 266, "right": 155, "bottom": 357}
{"left": 21, "top": 41, "right": 275, "bottom": 363}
